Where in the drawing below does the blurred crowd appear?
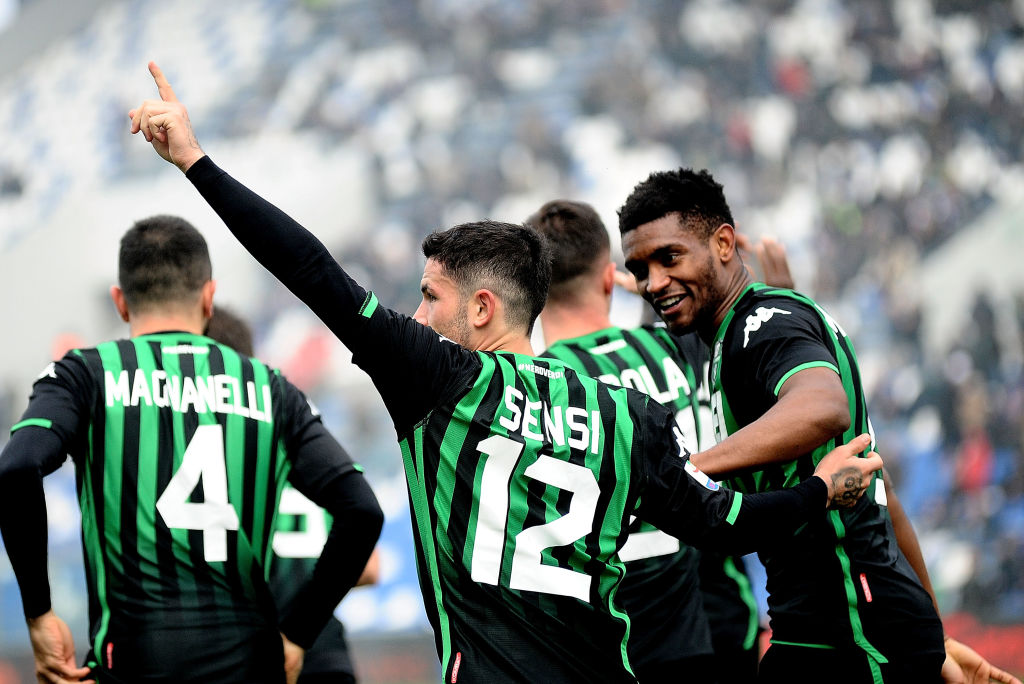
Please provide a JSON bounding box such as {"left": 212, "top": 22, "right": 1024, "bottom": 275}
{"left": 1, "top": 0, "right": 1023, "bottom": 652}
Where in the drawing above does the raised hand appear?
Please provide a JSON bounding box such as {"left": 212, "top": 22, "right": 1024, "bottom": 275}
{"left": 736, "top": 233, "right": 796, "bottom": 290}
{"left": 613, "top": 269, "right": 640, "bottom": 295}
{"left": 811, "top": 434, "right": 883, "bottom": 508}
{"left": 128, "top": 62, "right": 205, "bottom": 172}
{"left": 27, "top": 611, "right": 94, "bottom": 684}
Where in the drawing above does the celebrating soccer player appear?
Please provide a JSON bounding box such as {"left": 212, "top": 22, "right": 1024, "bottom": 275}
{"left": 619, "top": 168, "right": 1021, "bottom": 684}
{"left": 128, "top": 62, "right": 883, "bottom": 683}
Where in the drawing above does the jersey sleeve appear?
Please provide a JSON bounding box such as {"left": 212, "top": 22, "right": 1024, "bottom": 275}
{"left": 12, "top": 354, "right": 96, "bottom": 456}
{"left": 634, "top": 401, "right": 827, "bottom": 555}
{"left": 0, "top": 354, "right": 95, "bottom": 618}
{"left": 730, "top": 297, "right": 838, "bottom": 403}
{"left": 186, "top": 156, "right": 479, "bottom": 435}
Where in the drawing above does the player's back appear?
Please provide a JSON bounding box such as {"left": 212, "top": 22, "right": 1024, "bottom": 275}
{"left": 542, "top": 326, "right": 715, "bottom": 671}
{"left": 56, "top": 332, "right": 310, "bottom": 682}
{"left": 400, "top": 350, "right": 675, "bottom": 683}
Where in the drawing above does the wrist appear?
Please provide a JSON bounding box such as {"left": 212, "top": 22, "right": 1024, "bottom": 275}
{"left": 179, "top": 151, "right": 206, "bottom": 174}
{"left": 813, "top": 473, "right": 833, "bottom": 505}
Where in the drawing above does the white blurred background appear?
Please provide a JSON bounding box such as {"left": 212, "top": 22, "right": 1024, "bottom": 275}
{"left": 1, "top": 0, "right": 1023, "bottom": 680}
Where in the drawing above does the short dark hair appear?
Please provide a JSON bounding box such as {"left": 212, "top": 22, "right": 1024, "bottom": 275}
{"left": 119, "top": 215, "right": 212, "bottom": 311}
{"left": 524, "top": 200, "right": 609, "bottom": 304}
{"left": 421, "top": 220, "right": 551, "bottom": 335}
{"left": 204, "top": 306, "right": 254, "bottom": 356}
{"left": 618, "top": 168, "right": 734, "bottom": 240}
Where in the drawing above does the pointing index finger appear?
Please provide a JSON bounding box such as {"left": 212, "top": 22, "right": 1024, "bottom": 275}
{"left": 148, "top": 61, "right": 178, "bottom": 102}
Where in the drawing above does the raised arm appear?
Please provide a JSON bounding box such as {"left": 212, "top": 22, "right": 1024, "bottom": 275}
{"left": 130, "top": 63, "right": 477, "bottom": 433}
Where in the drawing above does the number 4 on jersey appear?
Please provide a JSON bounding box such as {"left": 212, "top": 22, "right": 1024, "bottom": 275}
{"left": 155, "top": 424, "right": 240, "bottom": 562}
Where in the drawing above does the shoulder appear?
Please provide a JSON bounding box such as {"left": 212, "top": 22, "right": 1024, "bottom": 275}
{"left": 725, "top": 288, "right": 825, "bottom": 348}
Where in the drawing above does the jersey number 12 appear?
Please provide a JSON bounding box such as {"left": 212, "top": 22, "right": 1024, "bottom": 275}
{"left": 469, "top": 435, "right": 600, "bottom": 602}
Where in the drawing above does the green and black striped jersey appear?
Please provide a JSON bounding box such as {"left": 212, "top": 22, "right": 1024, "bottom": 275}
{"left": 187, "top": 156, "right": 838, "bottom": 684}
{"left": 10, "top": 332, "right": 348, "bottom": 683}
{"left": 542, "top": 326, "right": 714, "bottom": 667}
{"left": 710, "top": 283, "right": 943, "bottom": 670}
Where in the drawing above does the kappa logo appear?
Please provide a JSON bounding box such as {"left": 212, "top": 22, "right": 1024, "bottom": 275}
{"left": 743, "top": 306, "right": 791, "bottom": 347}
{"left": 672, "top": 426, "right": 691, "bottom": 459}
{"left": 36, "top": 362, "right": 57, "bottom": 381}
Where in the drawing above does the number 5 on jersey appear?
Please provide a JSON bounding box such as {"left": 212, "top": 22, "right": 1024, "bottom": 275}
{"left": 155, "top": 424, "right": 240, "bottom": 563}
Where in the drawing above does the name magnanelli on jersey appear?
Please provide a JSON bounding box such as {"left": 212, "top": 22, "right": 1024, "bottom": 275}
{"left": 103, "top": 367, "right": 273, "bottom": 423}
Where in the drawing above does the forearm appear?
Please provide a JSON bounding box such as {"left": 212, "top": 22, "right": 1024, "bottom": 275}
{"left": 185, "top": 156, "right": 369, "bottom": 344}
{"left": 691, "top": 391, "right": 846, "bottom": 476}
{"left": 720, "top": 477, "right": 828, "bottom": 553}
{"left": 279, "top": 471, "right": 384, "bottom": 648}
{"left": 640, "top": 466, "right": 827, "bottom": 555}
{"left": 0, "top": 428, "right": 61, "bottom": 618}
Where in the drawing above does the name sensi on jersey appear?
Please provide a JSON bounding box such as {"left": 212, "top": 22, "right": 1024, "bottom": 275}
{"left": 498, "top": 385, "right": 600, "bottom": 455}
{"left": 104, "top": 369, "right": 273, "bottom": 424}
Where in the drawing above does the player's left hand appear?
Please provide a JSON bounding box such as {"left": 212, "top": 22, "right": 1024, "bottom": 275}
{"left": 128, "top": 62, "right": 205, "bottom": 173}
{"left": 942, "top": 637, "right": 1022, "bottom": 684}
{"left": 812, "top": 434, "right": 882, "bottom": 508}
{"left": 281, "top": 633, "right": 305, "bottom": 684}
{"left": 27, "top": 610, "right": 94, "bottom": 684}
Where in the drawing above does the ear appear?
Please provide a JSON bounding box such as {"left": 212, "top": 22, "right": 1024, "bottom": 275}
{"left": 110, "top": 285, "right": 130, "bottom": 323}
{"left": 468, "top": 289, "right": 497, "bottom": 329}
{"left": 201, "top": 280, "right": 217, "bottom": 321}
{"left": 713, "top": 223, "right": 738, "bottom": 263}
{"left": 601, "top": 261, "right": 616, "bottom": 297}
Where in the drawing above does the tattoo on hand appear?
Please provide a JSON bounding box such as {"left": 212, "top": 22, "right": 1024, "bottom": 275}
{"left": 830, "top": 467, "right": 864, "bottom": 507}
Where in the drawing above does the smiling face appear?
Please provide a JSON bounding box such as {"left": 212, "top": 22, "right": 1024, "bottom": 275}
{"left": 413, "top": 257, "right": 475, "bottom": 346}
{"left": 622, "top": 213, "right": 729, "bottom": 337}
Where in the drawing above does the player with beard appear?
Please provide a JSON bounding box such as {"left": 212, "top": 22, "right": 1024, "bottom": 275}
{"left": 127, "top": 63, "right": 885, "bottom": 684}
{"left": 618, "top": 167, "right": 1019, "bottom": 684}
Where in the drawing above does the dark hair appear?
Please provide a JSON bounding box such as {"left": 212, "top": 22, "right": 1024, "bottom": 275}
{"left": 204, "top": 306, "right": 254, "bottom": 356}
{"left": 524, "top": 200, "right": 609, "bottom": 304}
{"left": 119, "top": 215, "right": 212, "bottom": 311}
{"left": 618, "top": 168, "right": 734, "bottom": 240}
{"left": 421, "top": 220, "right": 551, "bottom": 335}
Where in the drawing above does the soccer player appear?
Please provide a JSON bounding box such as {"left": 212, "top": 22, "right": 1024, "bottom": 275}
{"left": 129, "top": 62, "right": 883, "bottom": 683}
{"left": 0, "top": 216, "right": 383, "bottom": 684}
{"left": 528, "top": 199, "right": 760, "bottom": 683}
{"left": 206, "top": 306, "right": 381, "bottom": 684}
{"left": 618, "top": 168, "right": 1021, "bottom": 684}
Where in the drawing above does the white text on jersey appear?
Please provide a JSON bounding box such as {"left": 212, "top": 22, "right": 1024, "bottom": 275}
{"left": 104, "top": 370, "right": 273, "bottom": 423}
{"left": 498, "top": 385, "right": 600, "bottom": 455}
{"left": 596, "top": 357, "right": 691, "bottom": 405}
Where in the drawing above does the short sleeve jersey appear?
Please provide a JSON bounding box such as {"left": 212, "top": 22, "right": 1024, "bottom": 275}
{"left": 12, "top": 333, "right": 343, "bottom": 682}
{"left": 710, "top": 283, "right": 942, "bottom": 662}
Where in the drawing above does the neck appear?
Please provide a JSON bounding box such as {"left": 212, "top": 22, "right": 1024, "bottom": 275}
{"left": 539, "top": 299, "right": 613, "bottom": 347}
{"left": 701, "top": 268, "right": 754, "bottom": 345}
{"left": 479, "top": 332, "right": 535, "bottom": 355}
{"left": 128, "top": 314, "right": 206, "bottom": 338}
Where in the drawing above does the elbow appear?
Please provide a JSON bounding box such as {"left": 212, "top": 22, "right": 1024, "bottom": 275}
{"left": 354, "top": 498, "right": 385, "bottom": 544}
{"left": 814, "top": 395, "right": 850, "bottom": 438}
